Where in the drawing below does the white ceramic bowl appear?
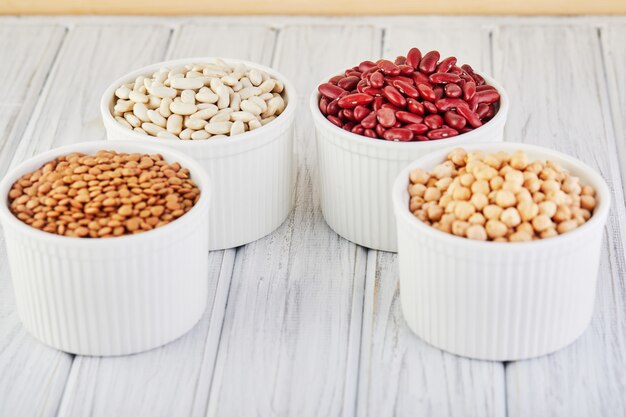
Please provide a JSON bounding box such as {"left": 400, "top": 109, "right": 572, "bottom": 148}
{"left": 0, "top": 141, "right": 211, "bottom": 356}
{"left": 311, "top": 74, "right": 509, "bottom": 252}
{"left": 392, "top": 142, "right": 611, "bottom": 361}
{"left": 101, "top": 58, "right": 296, "bottom": 250}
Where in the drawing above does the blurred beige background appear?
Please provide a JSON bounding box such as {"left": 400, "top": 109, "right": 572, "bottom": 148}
{"left": 0, "top": 0, "right": 624, "bottom": 14}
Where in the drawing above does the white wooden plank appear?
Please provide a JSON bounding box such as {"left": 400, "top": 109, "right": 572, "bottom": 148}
{"left": 602, "top": 25, "right": 626, "bottom": 195}
{"left": 56, "top": 24, "right": 277, "bottom": 417}
{"left": 493, "top": 25, "right": 626, "bottom": 417}
{"left": 358, "top": 24, "right": 506, "bottom": 417}
{"left": 205, "top": 24, "right": 379, "bottom": 417}
{"left": 0, "top": 24, "right": 72, "bottom": 417}
{"left": 0, "top": 24, "right": 66, "bottom": 176}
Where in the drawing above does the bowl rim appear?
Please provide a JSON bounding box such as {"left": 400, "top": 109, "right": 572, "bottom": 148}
{"left": 100, "top": 57, "right": 297, "bottom": 147}
{"left": 391, "top": 142, "right": 611, "bottom": 250}
{"left": 0, "top": 140, "right": 211, "bottom": 247}
{"left": 309, "top": 72, "right": 509, "bottom": 150}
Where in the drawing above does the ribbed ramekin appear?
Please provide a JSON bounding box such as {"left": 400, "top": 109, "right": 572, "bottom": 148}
{"left": 392, "top": 142, "right": 611, "bottom": 361}
{"left": 101, "top": 58, "right": 296, "bottom": 250}
{"left": 310, "top": 74, "right": 509, "bottom": 252}
{"left": 0, "top": 141, "right": 211, "bottom": 356}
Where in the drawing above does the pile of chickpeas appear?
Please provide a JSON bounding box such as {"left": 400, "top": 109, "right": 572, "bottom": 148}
{"left": 8, "top": 151, "right": 200, "bottom": 238}
{"left": 408, "top": 148, "right": 597, "bottom": 242}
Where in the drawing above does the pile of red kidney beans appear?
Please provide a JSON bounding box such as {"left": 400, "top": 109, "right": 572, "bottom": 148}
{"left": 317, "top": 48, "right": 500, "bottom": 142}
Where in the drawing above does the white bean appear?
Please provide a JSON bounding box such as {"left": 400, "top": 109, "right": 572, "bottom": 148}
{"left": 230, "top": 120, "right": 246, "bottom": 136}
{"left": 133, "top": 102, "right": 150, "bottom": 122}
{"left": 115, "top": 86, "right": 131, "bottom": 99}
{"left": 240, "top": 100, "right": 262, "bottom": 115}
{"left": 191, "top": 106, "right": 218, "bottom": 120}
{"left": 181, "top": 89, "right": 196, "bottom": 104}
{"left": 205, "top": 121, "right": 233, "bottom": 135}
{"left": 185, "top": 117, "right": 207, "bottom": 130}
{"left": 129, "top": 90, "right": 149, "bottom": 103}
{"left": 170, "top": 77, "right": 204, "bottom": 90}
{"left": 159, "top": 98, "right": 172, "bottom": 117}
{"left": 166, "top": 114, "right": 183, "bottom": 134}
{"left": 230, "top": 111, "right": 256, "bottom": 122}
{"left": 191, "top": 130, "right": 210, "bottom": 140}
{"left": 142, "top": 122, "right": 165, "bottom": 136}
{"left": 170, "top": 101, "right": 197, "bottom": 116}
{"left": 147, "top": 110, "right": 167, "bottom": 127}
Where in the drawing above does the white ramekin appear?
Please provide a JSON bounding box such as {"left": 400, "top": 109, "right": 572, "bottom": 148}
{"left": 392, "top": 142, "right": 611, "bottom": 361}
{"left": 311, "top": 74, "right": 509, "bottom": 252}
{"left": 0, "top": 141, "right": 211, "bottom": 356}
{"left": 101, "top": 58, "right": 296, "bottom": 250}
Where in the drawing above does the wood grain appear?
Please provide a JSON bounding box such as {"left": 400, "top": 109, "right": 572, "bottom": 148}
{"left": 204, "top": 24, "right": 379, "bottom": 417}
{"left": 358, "top": 24, "right": 506, "bottom": 417}
{"left": 492, "top": 24, "right": 626, "bottom": 417}
{"left": 2, "top": 0, "right": 626, "bottom": 16}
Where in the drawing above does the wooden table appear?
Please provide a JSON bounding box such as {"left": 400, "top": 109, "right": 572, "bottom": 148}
{"left": 1, "top": 15, "right": 625, "bottom": 417}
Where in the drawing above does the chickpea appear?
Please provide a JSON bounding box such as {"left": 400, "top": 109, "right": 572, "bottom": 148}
{"left": 495, "top": 190, "right": 516, "bottom": 208}
{"left": 509, "top": 151, "right": 529, "bottom": 170}
{"left": 580, "top": 195, "right": 596, "bottom": 210}
{"left": 546, "top": 190, "right": 570, "bottom": 206}
{"left": 474, "top": 166, "right": 498, "bottom": 182}
{"left": 468, "top": 212, "right": 486, "bottom": 225}
{"left": 438, "top": 194, "right": 453, "bottom": 208}
{"left": 509, "top": 230, "right": 532, "bottom": 242}
{"left": 557, "top": 220, "right": 578, "bottom": 234}
{"left": 500, "top": 207, "right": 522, "bottom": 228}
{"left": 489, "top": 176, "right": 504, "bottom": 191}
{"left": 516, "top": 222, "right": 534, "bottom": 235}
{"left": 538, "top": 201, "right": 557, "bottom": 218}
{"left": 526, "top": 161, "right": 544, "bottom": 175}
{"left": 541, "top": 179, "right": 560, "bottom": 194}
{"left": 470, "top": 192, "right": 488, "bottom": 211}
{"left": 432, "top": 162, "right": 454, "bottom": 179}
{"left": 553, "top": 205, "right": 572, "bottom": 222}
{"left": 540, "top": 228, "right": 558, "bottom": 239}
{"left": 471, "top": 179, "right": 490, "bottom": 195}
{"left": 485, "top": 219, "right": 508, "bottom": 239}
{"left": 414, "top": 209, "right": 428, "bottom": 222}
{"left": 448, "top": 148, "right": 467, "bottom": 167}
{"left": 440, "top": 214, "right": 455, "bottom": 225}
{"left": 454, "top": 201, "right": 476, "bottom": 221}
{"left": 409, "top": 196, "right": 424, "bottom": 212}
{"left": 465, "top": 224, "right": 487, "bottom": 240}
{"left": 581, "top": 185, "right": 595, "bottom": 196}
{"left": 435, "top": 177, "right": 453, "bottom": 191}
{"left": 483, "top": 204, "right": 503, "bottom": 220}
{"left": 502, "top": 180, "right": 522, "bottom": 193}
{"left": 516, "top": 188, "right": 532, "bottom": 203}
{"left": 517, "top": 200, "right": 539, "bottom": 222}
{"left": 424, "top": 187, "right": 441, "bottom": 202}
{"left": 427, "top": 204, "right": 444, "bottom": 221}
{"left": 482, "top": 153, "right": 501, "bottom": 169}
{"left": 532, "top": 214, "right": 553, "bottom": 232}
{"left": 409, "top": 168, "right": 430, "bottom": 185}
{"left": 562, "top": 178, "right": 581, "bottom": 194}
{"left": 452, "top": 220, "right": 470, "bottom": 237}
{"left": 459, "top": 173, "right": 475, "bottom": 187}
{"left": 532, "top": 191, "right": 546, "bottom": 203}
{"left": 435, "top": 221, "right": 452, "bottom": 234}
{"left": 505, "top": 169, "right": 524, "bottom": 186}
{"left": 466, "top": 151, "right": 485, "bottom": 162}
{"left": 452, "top": 186, "right": 471, "bottom": 201}
{"left": 408, "top": 183, "right": 426, "bottom": 197}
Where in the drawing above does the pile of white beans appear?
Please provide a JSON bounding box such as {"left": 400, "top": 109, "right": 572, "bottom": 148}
{"left": 112, "top": 60, "right": 287, "bottom": 140}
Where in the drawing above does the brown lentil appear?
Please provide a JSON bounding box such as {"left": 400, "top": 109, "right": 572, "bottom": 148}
{"left": 8, "top": 150, "right": 200, "bottom": 238}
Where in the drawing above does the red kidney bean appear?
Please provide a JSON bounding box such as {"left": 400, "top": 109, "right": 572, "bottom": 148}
{"left": 407, "top": 98, "right": 425, "bottom": 115}
{"left": 392, "top": 80, "right": 419, "bottom": 99}
{"left": 435, "top": 98, "right": 468, "bottom": 112}
{"left": 383, "top": 128, "right": 414, "bottom": 141}
{"left": 361, "top": 112, "right": 378, "bottom": 129}
{"left": 412, "top": 71, "right": 432, "bottom": 86}
{"left": 427, "top": 128, "right": 459, "bottom": 140}
{"left": 364, "top": 128, "right": 377, "bottom": 138}
{"left": 387, "top": 75, "right": 414, "bottom": 85}
{"left": 381, "top": 103, "right": 401, "bottom": 112}
{"left": 429, "top": 72, "right": 462, "bottom": 84}
{"left": 326, "top": 99, "right": 340, "bottom": 116}
{"left": 444, "top": 110, "right": 467, "bottom": 130}
{"left": 462, "top": 81, "right": 476, "bottom": 101}
{"left": 328, "top": 75, "right": 343, "bottom": 85}
{"left": 423, "top": 101, "right": 438, "bottom": 114}
{"left": 405, "top": 47, "right": 422, "bottom": 69}
{"left": 378, "top": 59, "right": 401, "bottom": 76}
{"left": 363, "top": 86, "right": 383, "bottom": 96}
{"left": 351, "top": 124, "right": 365, "bottom": 135}
{"left": 337, "top": 109, "right": 347, "bottom": 121}
{"left": 338, "top": 93, "right": 374, "bottom": 109}
{"left": 398, "top": 65, "right": 414, "bottom": 76}
{"left": 319, "top": 97, "right": 329, "bottom": 115}
{"left": 356, "top": 79, "right": 367, "bottom": 93}
{"left": 358, "top": 61, "right": 377, "bottom": 72}
{"left": 370, "top": 71, "right": 385, "bottom": 88}
{"left": 372, "top": 96, "right": 385, "bottom": 111}
{"left": 476, "top": 84, "right": 496, "bottom": 92}
{"left": 436, "top": 56, "right": 457, "bottom": 73}
{"left": 433, "top": 86, "right": 444, "bottom": 100}
{"left": 484, "top": 104, "right": 496, "bottom": 119}
{"left": 475, "top": 90, "right": 500, "bottom": 104}
{"left": 444, "top": 83, "right": 462, "bottom": 98}
{"left": 419, "top": 51, "right": 440, "bottom": 74}
{"left": 377, "top": 108, "right": 396, "bottom": 128}
{"left": 318, "top": 83, "right": 346, "bottom": 100}
{"left": 449, "top": 65, "right": 463, "bottom": 74}
{"left": 456, "top": 104, "right": 483, "bottom": 128}
{"left": 353, "top": 105, "right": 371, "bottom": 121}
{"left": 338, "top": 76, "right": 360, "bottom": 91}
{"left": 459, "top": 126, "right": 474, "bottom": 134}
{"left": 461, "top": 64, "right": 485, "bottom": 85}
{"left": 375, "top": 123, "right": 387, "bottom": 137}
{"left": 424, "top": 114, "right": 444, "bottom": 130}
{"left": 327, "top": 115, "right": 343, "bottom": 127}
{"left": 417, "top": 84, "right": 437, "bottom": 102}
{"left": 476, "top": 103, "right": 490, "bottom": 118}
{"left": 394, "top": 56, "right": 406, "bottom": 65}
{"left": 343, "top": 108, "right": 357, "bottom": 122}
{"left": 415, "top": 135, "right": 429, "bottom": 141}
{"left": 396, "top": 111, "right": 423, "bottom": 124}
{"left": 343, "top": 122, "right": 356, "bottom": 131}
{"left": 404, "top": 123, "right": 429, "bottom": 134}
{"left": 382, "top": 85, "right": 406, "bottom": 107}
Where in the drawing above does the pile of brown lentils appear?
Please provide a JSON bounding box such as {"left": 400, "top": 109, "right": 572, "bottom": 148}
{"left": 408, "top": 148, "right": 597, "bottom": 242}
{"left": 8, "top": 150, "right": 200, "bottom": 238}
